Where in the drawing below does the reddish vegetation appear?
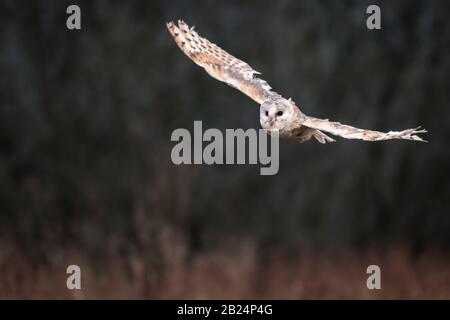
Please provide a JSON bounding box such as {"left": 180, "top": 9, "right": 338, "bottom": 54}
{"left": 1, "top": 240, "right": 449, "bottom": 299}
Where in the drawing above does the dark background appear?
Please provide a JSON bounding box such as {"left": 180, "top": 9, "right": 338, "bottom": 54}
{"left": 1, "top": 0, "right": 449, "bottom": 298}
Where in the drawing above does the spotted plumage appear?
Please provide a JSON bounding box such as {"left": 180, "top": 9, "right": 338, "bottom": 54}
{"left": 167, "top": 20, "right": 275, "bottom": 104}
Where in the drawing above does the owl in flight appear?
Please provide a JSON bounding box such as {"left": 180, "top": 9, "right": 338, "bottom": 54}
{"left": 167, "top": 20, "right": 427, "bottom": 143}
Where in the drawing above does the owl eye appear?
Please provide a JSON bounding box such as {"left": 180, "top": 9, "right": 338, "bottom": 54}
{"left": 277, "top": 111, "right": 283, "bottom": 116}
{"left": 265, "top": 111, "right": 269, "bottom": 117}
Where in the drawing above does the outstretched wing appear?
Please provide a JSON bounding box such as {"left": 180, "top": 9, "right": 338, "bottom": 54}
{"left": 302, "top": 116, "right": 427, "bottom": 142}
{"left": 166, "top": 20, "right": 276, "bottom": 104}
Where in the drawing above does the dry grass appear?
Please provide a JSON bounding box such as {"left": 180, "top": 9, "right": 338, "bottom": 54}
{"left": 1, "top": 237, "right": 449, "bottom": 299}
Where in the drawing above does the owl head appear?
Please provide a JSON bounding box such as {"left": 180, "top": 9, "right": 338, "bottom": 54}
{"left": 260, "top": 96, "right": 300, "bottom": 130}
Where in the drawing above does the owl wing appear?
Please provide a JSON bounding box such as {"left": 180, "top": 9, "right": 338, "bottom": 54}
{"left": 302, "top": 116, "right": 427, "bottom": 142}
{"left": 167, "top": 20, "right": 277, "bottom": 104}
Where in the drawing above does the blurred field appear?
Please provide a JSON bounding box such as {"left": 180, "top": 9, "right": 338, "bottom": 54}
{"left": 1, "top": 236, "right": 449, "bottom": 299}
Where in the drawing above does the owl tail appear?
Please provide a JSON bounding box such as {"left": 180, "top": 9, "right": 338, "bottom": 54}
{"left": 312, "top": 130, "right": 336, "bottom": 144}
{"left": 296, "top": 128, "right": 336, "bottom": 144}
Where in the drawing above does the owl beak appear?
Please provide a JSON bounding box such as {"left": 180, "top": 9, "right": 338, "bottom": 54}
{"left": 269, "top": 117, "right": 275, "bottom": 126}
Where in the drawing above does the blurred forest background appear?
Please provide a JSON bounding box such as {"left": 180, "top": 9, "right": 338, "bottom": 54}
{"left": 1, "top": 0, "right": 450, "bottom": 298}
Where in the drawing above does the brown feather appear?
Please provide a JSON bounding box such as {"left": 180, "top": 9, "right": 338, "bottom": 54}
{"left": 166, "top": 20, "right": 276, "bottom": 104}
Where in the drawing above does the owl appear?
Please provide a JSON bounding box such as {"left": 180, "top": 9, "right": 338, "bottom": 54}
{"left": 166, "top": 20, "right": 427, "bottom": 143}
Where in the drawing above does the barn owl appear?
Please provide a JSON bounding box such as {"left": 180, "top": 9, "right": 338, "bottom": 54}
{"left": 166, "top": 20, "right": 427, "bottom": 143}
